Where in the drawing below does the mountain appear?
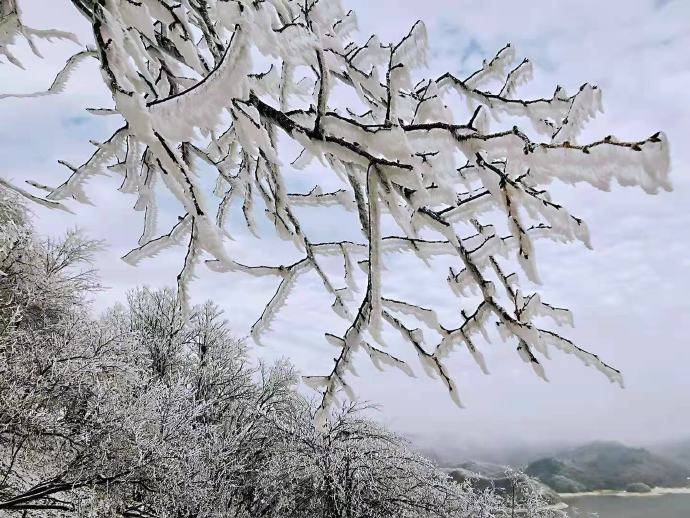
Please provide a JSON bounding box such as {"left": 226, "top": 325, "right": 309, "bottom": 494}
{"left": 447, "top": 461, "right": 562, "bottom": 504}
{"left": 650, "top": 438, "right": 690, "bottom": 470}
{"left": 525, "top": 441, "right": 690, "bottom": 492}
{"left": 422, "top": 439, "right": 574, "bottom": 469}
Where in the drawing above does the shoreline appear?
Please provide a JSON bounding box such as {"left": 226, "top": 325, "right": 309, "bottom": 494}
{"left": 560, "top": 487, "right": 690, "bottom": 498}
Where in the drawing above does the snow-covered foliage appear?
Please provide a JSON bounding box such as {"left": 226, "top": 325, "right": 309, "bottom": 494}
{"left": 504, "top": 470, "right": 566, "bottom": 518}
{"left": 0, "top": 190, "right": 100, "bottom": 328}
{"left": 0, "top": 1, "right": 672, "bottom": 416}
{"left": 0, "top": 198, "right": 559, "bottom": 517}
{"left": 253, "top": 402, "right": 564, "bottom": 518}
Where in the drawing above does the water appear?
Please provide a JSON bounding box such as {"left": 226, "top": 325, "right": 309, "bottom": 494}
{"left": 564, "top": 493, "right": 690, "bottom": 518}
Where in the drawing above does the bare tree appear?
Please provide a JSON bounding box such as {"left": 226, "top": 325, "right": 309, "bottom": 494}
{"left": 0, "top": 0, "right": 672, "bottom": 416}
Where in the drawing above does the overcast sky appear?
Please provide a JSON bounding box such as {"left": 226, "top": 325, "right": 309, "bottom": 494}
{"left": 2, "top": 0, "right": 689, "bottom": 463}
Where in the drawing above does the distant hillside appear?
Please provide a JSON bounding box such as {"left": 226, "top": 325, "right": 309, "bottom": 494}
{"left": 525, "top": 441, "right": 690, "bottom": 492}
{"left": 448, "top": 462, "right": 561, "bottom": 504}
{"left": 651, "top": 438, "right": 690, "bottom": 470}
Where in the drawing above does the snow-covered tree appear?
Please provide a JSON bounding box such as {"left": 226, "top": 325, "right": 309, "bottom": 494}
{"left": 0, "top": 247, "right": 298, "bottom": 515}
{"left": 253, "top": 402, "right": 518, "bottom": 518}
{"left": 0, "top": 0, "right": 672, "bottom": 415}
{"left": 504, "top": 470, "right": 565, "bottom": 518}
{"left": 0, "top": 201, "right": 294, "bottom": 514}
{"left": 1, "top": 200, "right": 559, "bottom": 517}
{"left": 0, "top": 189, "right": 100, "bottom": 331}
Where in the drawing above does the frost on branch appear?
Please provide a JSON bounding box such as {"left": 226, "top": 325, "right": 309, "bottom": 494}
{"left": 0, "top": 0, "right": 78, "bottom": 69}
{"left": 1, "top": 0, "right": 670, "bottom": 416}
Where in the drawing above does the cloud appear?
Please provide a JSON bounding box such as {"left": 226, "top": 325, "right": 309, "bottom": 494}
{"left": 344, "top": 0, "right": 690, "bottom": 452}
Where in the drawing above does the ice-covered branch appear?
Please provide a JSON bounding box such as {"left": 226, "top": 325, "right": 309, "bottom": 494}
{"left": 2, "top": 0, "right": 671, "bottom": 412}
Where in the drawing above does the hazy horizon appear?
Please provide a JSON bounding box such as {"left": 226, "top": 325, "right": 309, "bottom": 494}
{"left": 422, "top": 435, "right": 690, "bottom": 469}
